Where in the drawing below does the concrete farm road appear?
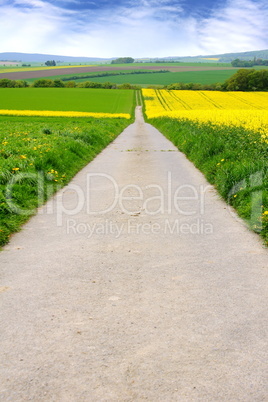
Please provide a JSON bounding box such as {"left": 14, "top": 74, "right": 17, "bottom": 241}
{"left": 0, "top": 107, "right": 268, "bottom": 401}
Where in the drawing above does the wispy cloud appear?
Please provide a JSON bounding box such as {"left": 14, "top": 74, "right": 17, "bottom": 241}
{"left": 0, "top": 0, "right": 267, "bottom": 57}
{"left": 198, "top": 0, "right": 268, "bottom": 54}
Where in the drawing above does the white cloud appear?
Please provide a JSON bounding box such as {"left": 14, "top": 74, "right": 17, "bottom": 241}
{"left": 198, "top": 0, "right": 268, "bottom": 54}
{"left": 0, "top": 0, "right": 267, "bottom": 57}
{"left": 0, "top": 0, "right": 77, "bottom": 54}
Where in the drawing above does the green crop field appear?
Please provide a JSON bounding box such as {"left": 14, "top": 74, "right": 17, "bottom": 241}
{"left": 0, "top": 88, "right": 134, "bottom": 114}
{"left": 78, "top": 69, "right": 238, "bottom": 86}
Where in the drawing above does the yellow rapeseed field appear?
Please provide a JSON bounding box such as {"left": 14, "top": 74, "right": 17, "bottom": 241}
{"left": 0, "top": 109, "right": 131, "bottom": 119}
{"left": 0, "top": 65, "right": 94, "bottom": 74}
{"left": 142, "top": 89, "right": 268, "bottom": 141}
{"left": 201, "top": 58, "right": 220, "bottom": 61}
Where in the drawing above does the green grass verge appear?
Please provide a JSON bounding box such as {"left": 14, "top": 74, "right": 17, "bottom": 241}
{"left": 0, "top": 115, "right": 132, "bottom": 247}
{"left": 0, "top": 88, "right": 135, "bottom": 114}
{"left": 147, "top": 117, "right": 268, "bottom": 245}
{"left": 83, "top": 70, "right": 238, "bottom": 86}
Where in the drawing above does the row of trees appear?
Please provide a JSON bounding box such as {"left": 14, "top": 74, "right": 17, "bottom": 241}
{"left": 231, "top": 58, "right": 268, "bottom": 67}
{"left": 31, "top": 79, "right": 139, "bottom": 89}
{"left": 0, "top": 78, "right": 139, "bottom": 89}
{"left": 60, "top": 70, "right": 168, "bottom": 82}
{"left": 1, "top": 69, "right": 267, "bottom": 91}
{"left": 45, "top": 60, "right": 56, "bottom": 66}
{"left": 0, "top": 79, "right": 29, "bottom": 87}
{"left": 223, "top": 69, "right": 268, "bottom": 91}
{"left": 165, "top": 82, "right": 222, "bottom": 91}
{"left": 111, "top": 57, "right": 134, "bottom": 64}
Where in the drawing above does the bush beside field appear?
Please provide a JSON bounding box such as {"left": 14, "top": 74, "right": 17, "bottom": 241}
{"left": 0, "top": 78, "right": 141, "bottom": 90}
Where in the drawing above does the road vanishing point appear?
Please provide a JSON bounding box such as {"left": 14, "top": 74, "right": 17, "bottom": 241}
{"left": 0, "top": 107, "right": 268, "bottom": 401}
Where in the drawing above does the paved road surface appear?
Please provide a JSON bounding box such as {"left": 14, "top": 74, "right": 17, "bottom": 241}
{"left": 0, "top": 107, "right": 267, "bottom": 401}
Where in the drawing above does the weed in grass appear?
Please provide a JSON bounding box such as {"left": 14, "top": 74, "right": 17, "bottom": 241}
{"left": 42, "top": 128, "right": 52, "bottom": 134}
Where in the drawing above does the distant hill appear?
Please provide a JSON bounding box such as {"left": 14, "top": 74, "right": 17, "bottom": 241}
{"left": 0, "top": 52, "right": 111, "bottom": 63}
{"left": 1, "top": 50, "right": 268, "bottom": 64}
{"left": 203, "top": 49, "right": 268, "bottom": 62}
{"left": 144, "top": 50, "right": 268, "bottom": 63}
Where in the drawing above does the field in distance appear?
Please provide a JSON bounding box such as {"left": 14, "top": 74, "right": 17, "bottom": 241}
{"left": 0, "top": 63, "right": 236, "bottom": 81}
{"left": 77, "top": 69, "right": 238, "bottom": 86}
{"left": 0, "top": 88, "right": 134, "bottom": 116}
{"left": 0, "top": 64, "right": 96, "bottom": 74}
{"left": 0, "top": 61, "right": 233, "bottom": 72}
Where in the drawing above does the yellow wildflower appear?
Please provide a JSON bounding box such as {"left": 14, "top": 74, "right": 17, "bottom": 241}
{"left": 0, "top": 109, "right": 131, "bottom": 119}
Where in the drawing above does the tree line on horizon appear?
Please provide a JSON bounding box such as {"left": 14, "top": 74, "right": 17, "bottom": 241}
{"left": 0, "top": 78, "right": 140, "bottom": 89}
{"left": 111, "top": 57, "right": 134, "bottom": 64}
{"left": 231, "top": 58, "right": 268, "bottom": 67}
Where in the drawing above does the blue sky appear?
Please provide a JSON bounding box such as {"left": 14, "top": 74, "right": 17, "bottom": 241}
{"left": 0, "top": 0, "right": 268, "bottom": 58}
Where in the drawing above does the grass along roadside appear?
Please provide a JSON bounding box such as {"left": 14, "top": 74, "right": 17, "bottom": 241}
{"left": 147, "top": 117, "right": 268, "bottom": 245}
{"left": 0, "top": 115, "right": 132, "bottom": 247}
{"left": 135, "top": 90, "right": 143, "bottom": 106}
